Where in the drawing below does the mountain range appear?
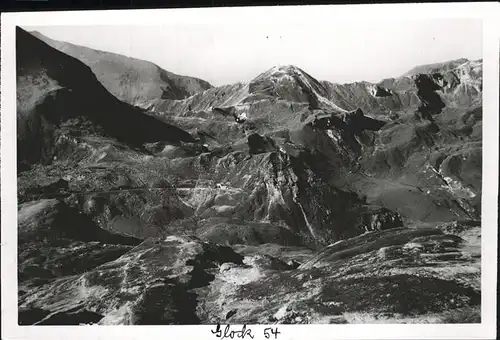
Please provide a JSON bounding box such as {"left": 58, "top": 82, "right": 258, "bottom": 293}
{"left": 17, "top": 26, "right": 482, "bottom": 325}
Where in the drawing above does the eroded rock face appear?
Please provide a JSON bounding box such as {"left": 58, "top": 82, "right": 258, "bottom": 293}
{"left": 371, "top": 85, "right": 393, "bottom": 97}
{"left": 18, "top": 199, "right": 141, "bottom": 282}
{"left": 19, "top": 236, "right": 244, "bottom": 325}
{"left": 414, "top": 74, "right": 447, "bottom": 120}
{"left": 195, "top": 225, "right": 480, "bottom": 324}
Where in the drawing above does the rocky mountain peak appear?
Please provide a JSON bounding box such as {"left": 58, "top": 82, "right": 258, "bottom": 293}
{"left": 257, "top": 64, "right": 308, "bottom": 78}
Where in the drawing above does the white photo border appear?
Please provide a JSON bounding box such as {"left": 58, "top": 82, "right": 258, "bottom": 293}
{"left": 2, "top": 3, "right": 499, "bottom": 339}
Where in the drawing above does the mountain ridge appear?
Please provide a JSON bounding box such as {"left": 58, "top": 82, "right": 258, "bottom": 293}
{"left": 27, "top": 30, "right": 480, "bottom": 106}
{"left": 17, "top": 27, "right": 196, "bottom": 170}
{"left": 139, "top": 58, "right": 481, "bottom": 121}
{"left": 28, "top": 30, "right": 213, "bottom": 104}
{"left": 402, "top": 57, "right": 482, "bottom": 77}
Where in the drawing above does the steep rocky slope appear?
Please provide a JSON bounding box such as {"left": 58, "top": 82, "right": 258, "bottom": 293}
{"left": 17, "top": 29, "right": 482, "bottom": 325}
{"left": 403, "top": 58, "right": 472, "bottom": 77}
{"left": 321, "top": 58, "right": 482, "bottom": 116}
{"left": 28, "top": 30, "right": 213, "bottom": 104}
{"left": 17, "top": 27, "right": 196, "bottom": 171}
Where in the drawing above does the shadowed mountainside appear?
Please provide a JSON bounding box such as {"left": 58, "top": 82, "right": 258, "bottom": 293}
{"left": 29, "top": 30, "right": 213, "bottom": 104}
{"left": 17, "top": 29, "right": 482, "bottom": 325}
{"left": 17, "top": 27, "right": 196, "bottom": 170}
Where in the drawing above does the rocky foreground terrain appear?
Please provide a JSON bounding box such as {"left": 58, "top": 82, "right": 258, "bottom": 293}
{"left": 17, "top": 26, "right": 482, "bottom": 325}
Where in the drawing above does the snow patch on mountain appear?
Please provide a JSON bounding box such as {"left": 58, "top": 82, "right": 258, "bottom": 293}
{"left": 255, "top": 65, "right": 348, "bottom": 112}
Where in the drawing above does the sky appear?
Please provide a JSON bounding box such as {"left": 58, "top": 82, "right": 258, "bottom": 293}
{"left": 28, "top": 19, "right": 482, "bottom": 87}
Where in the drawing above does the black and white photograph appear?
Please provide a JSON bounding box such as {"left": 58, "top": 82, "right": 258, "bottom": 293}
{"left": 1, "top": 3, "right": 498, "bottom": 340}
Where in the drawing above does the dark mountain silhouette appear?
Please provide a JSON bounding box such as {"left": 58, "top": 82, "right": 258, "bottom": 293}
{"left": 17, "top": 27, "right": 195, "bottom": 170}
{"left": 28, "top": 30, "right": 213, "bottom": 104}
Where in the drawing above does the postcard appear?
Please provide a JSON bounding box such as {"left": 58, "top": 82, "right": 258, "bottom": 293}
{"left": 1, "top": 3, "right": 498, "bottom": 339}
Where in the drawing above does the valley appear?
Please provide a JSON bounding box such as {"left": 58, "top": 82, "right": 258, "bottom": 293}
{"left": 16, "top": 26, "right": 482, "bottom": 325}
